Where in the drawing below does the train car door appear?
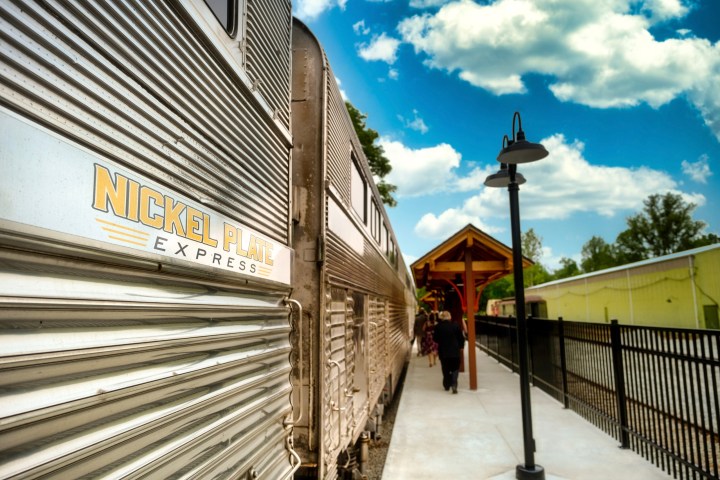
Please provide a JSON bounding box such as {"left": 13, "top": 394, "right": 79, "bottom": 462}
{"left": 351, "top": 292, "right": 369, "bottom": 430}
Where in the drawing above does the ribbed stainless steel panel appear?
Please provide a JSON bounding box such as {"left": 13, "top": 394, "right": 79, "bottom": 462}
{"left": 0, "top": 249, "right": 295, "bottom": 479}
{"left": 387, "top": 300, "right": 409, "bottom": 392}
{"left": 368, "top": 297, "right": 388, "bottom": 405}
{"left": 245, "top": 0, "right": 292, "bottom": 127}
{"left": 324, "top": 66, "right": 354, "bottom": 204}
{"left": 0, "top": 0, "right": 290, "bottom": 243}
{"left": 322, "top": 287, "right": 352, "bottom": 480}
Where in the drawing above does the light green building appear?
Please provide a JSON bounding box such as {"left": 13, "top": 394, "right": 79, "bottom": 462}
{"left": 526, "top": 244, "right": 720, "bottom": 329}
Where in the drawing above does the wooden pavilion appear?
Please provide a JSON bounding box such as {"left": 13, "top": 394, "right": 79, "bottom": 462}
{"left": 410, "top": 224, "right": 533, "bottom": 390}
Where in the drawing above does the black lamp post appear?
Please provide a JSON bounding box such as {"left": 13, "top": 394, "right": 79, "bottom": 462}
{"left": 484, "top": 112, "right": 548, "bottom": 480}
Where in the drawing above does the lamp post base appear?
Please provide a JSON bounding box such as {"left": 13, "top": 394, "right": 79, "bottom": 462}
{"left": 516, "top": 464, "right": 545, "bottom": 480}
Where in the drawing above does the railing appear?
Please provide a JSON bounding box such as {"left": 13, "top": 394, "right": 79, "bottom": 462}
{"left": 476, "top": 315, "right": 720, "bottom": 480}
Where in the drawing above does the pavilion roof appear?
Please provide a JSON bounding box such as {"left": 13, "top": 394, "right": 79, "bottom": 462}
{"left": 410, "top": 223, "right": 533, "bottom": 293}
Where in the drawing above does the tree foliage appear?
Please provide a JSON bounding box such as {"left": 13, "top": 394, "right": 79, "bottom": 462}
{"left": 482, "top": 229, "right": 550, "bottom": 308}
{"left": 554, "top": 257, "right": 580, "bottom": 279}
{"left": 522, "top": 228, "right": 543, "bottom": 263}
{"left": 581, "top": 236, "right": 617, "bottom": 273}
{"left": 480, "top": 276, "right": 512, "bottom": 312}
{"left": 449, "top": 191, "right": 716, "bottom": 308}
{"left": 521, "top": 229, "right": 551, "bottom": 287}
{"left": 345, "top": 101, "right": 397, "bottom": 206}
{"left": 614, "top": 192, "right": 706, "bottom": 261}
{"left": 561, "top": 192, "right": 715, "bottom": 278}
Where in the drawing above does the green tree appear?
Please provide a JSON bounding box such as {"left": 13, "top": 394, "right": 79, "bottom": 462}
{"left": 480, "top": 275, "right": 513, "bottom": 312}
{"left": 521, "top": 228, "right": 549, "bottom": 287}
{"left": 345, "top": 101, "right": 397, "bottom": 206}
{"left": 690, "top": 232, "right": 720, "bottom": 249}
{"left": 522, "top": 228, "right": 543, "bottom": 263}
{"left": 481, "top": 228, "right": 551, "bottom": 311}
{"left": 615, "top": 192, "right": 706, "bottom": 261}
{"left": 553, "top": 257, "right": 580, "bottom": 279}
{"left": 581, "top": 236, "right": 617, "bottom": 273}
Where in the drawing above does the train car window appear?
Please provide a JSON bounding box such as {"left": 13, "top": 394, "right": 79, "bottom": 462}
{"left": 371, "top": 201, "right": 381, "bottom": 243}
{"left": 203, "top": 0, "right": 238, "bottom": 34}
{"left": 381, "top": 224, "right": 388, "bottom": 253}
{"left": 388, "top": 238, "right": 397, "bottom": 266}
{"left": 351, "top": 158, "right": 367, "bottom": 223}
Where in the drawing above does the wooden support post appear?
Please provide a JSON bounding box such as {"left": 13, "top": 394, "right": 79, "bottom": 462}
{"left": 465, "top": 249, "right": 477, "bottom": 390}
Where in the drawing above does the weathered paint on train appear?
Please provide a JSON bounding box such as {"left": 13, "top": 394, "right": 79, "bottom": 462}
{"left": 290, "top": 19, "right": 414, "bottom": 480}
{"left": 526, "top": 244, "right": 720, "bottom": 329}
{"left": 0, "top": 0, "right": 300, "bottom": 478}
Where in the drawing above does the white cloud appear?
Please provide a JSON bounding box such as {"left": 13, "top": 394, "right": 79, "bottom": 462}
{"left": 388, "top": 68, "right": 400, "bottom": 80}
{"left": 399, "top": 109, "right": 429, "bottom": 133}
{"left": 410, "top": 0, "right": 452, "bottom": 8}
{"left": 682, "top": 154, "right": 712, "bottom": 183}
{"left": 414, "top": 209, "right": 501, "bottom": 239}
{"left": 537, "top": 245, "right": 578, "bottom": 272}
{"left": 397, "top": 0, "right": 720, "bottom": 140}
{"left": 353, "top": 20, "right": 371, "bottom": 35}
{"left": 335, "top": 76, "right": 349, "bottom": 101}
{"left": 641, "top": 0, "right": 689, "bottom": 23}
{"left": 412, "top": 133, "right": 707, "bottom": 239}
{"left": 358, "top": 33, "right": 401, "bottom": 64}
{"left": 294, "top": 0, "right": 346, "bottom": 20}
{"left": 382, "top": 139, "right": 462, "bottom": 196}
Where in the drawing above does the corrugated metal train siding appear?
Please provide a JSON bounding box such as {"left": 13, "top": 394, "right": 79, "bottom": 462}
{"left": 368, "top": 297, "right": 388, "bottom": 405}
{"left": 322, "top": 287, "right": 353, "bottom": 480}
{"left": 1, "top": 0, "right": 296, "bottom": 478}
{"left": 245, "top": 0, "right": 292, "bottom": 127}
{"left": 0, "top": 250, "right": 294, "bottom": 479}
{"left": 325, "top": 233, "right": 395, "bottom": 294}
{"left": 0, "top": 0, "right": 290, "bottom": 243}
{"left": 323, "top": 64, "right": 353, "bottom": 203}
{"left": 386, "top": 300, "right": 409, "bottom": 390}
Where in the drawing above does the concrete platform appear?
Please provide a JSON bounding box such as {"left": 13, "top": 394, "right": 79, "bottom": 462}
{"left": 382, "top": 344, "right": 669, "bottom": 480}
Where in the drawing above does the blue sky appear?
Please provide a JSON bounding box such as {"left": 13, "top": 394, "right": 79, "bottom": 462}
{"left": 294, "top": 0, "right": 720, "bottom": 271}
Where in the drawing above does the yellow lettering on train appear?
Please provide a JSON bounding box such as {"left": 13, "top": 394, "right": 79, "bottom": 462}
{"left": 93, "top": 164, "right": 272, "bottom": 271}
{"left": 202, "top": 213, "right": 218, "bottom": 248}
{"left": 163, "top": 197, "right": 186, "bottom": 236}
{"left": 140, "top": 186, "right": 163, "bottom": 229}
{"left": 265, "top": 242, "right": 274, "bottom": 266}
{"left": 93, "top": 164, "right": 127, "bottom": 216}
{"left": 247, "top": 235, "right": 259, "bottom": 261}
{"left": 235, "top": 228, "right": 249, "bottom": 257}
{"left": 186, "top": 206, "right": 202, "bottom": 243}
{"left": 223, "top": 223, "right": 236, "bottom": 252}
{"left": 127, "top": 179, "right": 140, "bottom": 222}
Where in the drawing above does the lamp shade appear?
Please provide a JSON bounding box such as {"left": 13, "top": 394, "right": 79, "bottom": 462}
{"left": 497, "top": 139, "right": 548, "bottom": 164}
{"left": 497, "top": 140, "right": 548, "bottom": 166}
{"left": 484, "top": 168, "right": 526, "bottom": 188}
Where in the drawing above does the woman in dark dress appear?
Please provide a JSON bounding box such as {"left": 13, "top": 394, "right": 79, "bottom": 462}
{"left": 422, "top": 311, "right": 438, "bottom": 367}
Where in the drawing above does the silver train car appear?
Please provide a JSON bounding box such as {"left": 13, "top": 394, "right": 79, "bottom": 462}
{"left": 0, "top": 0, "right": 296, "bottom": 478}
{"left": 0, "top": 1, "right": 413, "bottom": 479}
{"left": 289, "top": 20, "right": 414, "bottom": 479}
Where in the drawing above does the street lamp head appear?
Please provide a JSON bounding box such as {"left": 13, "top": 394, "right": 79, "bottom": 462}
{"left": 484, "top": 163, "right": 526, "bottom": 188}
{"left": 497, "top": 139, "right": 548, "bottom": 164}
{"left": 496, "top": 112, "right": 549, "bottom": 165}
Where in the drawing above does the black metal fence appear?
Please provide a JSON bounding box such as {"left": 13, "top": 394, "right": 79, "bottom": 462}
{"left": 476, "top": 315, "right": 720, "bottom": 480}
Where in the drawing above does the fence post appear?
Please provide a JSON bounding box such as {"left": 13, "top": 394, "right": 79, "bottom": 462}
{"left": 528, "top": 314, "right": 535, "bottom": 386}
{"left": 610, "top": 319, "right": 630, "bottom": 449}
{"left": 558, "top": 317, "right": 569, "bottom": 409}
{"left": 511, "top": 315, "right": 518, "bottom": 374}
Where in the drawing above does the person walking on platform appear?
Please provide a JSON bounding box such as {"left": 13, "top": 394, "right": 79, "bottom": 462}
{"left": 413, "top": 309, "right": 427, "bottom": 356}
{"left": 422, "top": 311, "right": 438, "bottom": 367}
{"left": 433, "top": 310, "right": 465, "bottom": 393}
